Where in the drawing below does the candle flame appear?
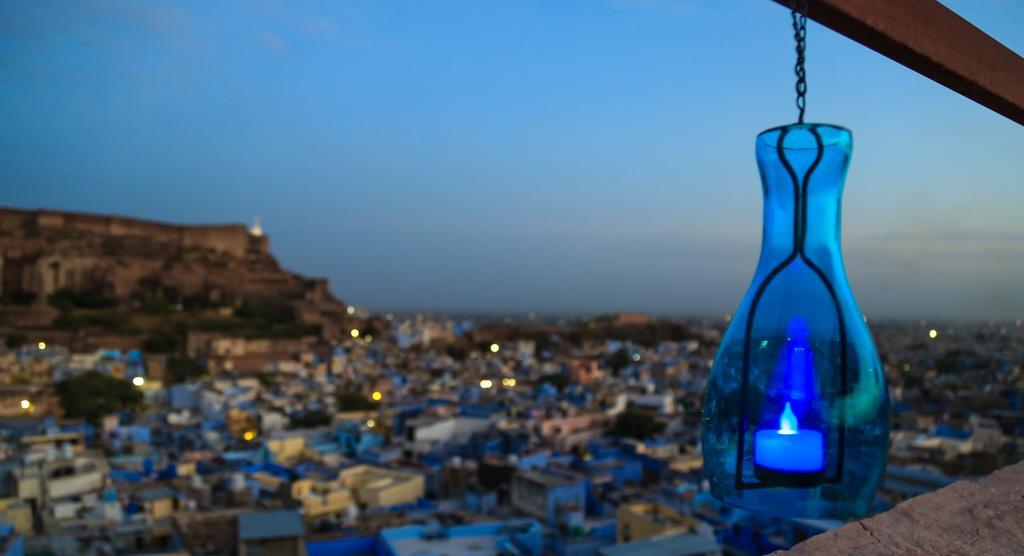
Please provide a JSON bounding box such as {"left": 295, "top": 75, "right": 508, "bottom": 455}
{"left": 779, "top": 401, "right": 798, "bottom": 435}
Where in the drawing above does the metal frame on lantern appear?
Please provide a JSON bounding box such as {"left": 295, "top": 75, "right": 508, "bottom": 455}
{"left": 733, "top": 124, "right": 849, "bottom": 491}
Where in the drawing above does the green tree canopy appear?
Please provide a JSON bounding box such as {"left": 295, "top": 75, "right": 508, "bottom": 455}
{"left": 605, "top": 347, "right": 632, "bottom": 376}
{"left": 48, "top": 288, "right": 117, "bottom": 310}
{"left": 289, "top": 410, "right": 333, "bottom": 429}
{"left": 608, "top": 410, "right": 665, "bottom": 440}
{"left": 336, "top": 391, "right": 379, "bottom": 412}
{"left": 5, "top": 333, "right": 27, "bottom": 349}
{"left": 56, "top": 371, "right": 143, "bottom": 423}
{"left": 167, "top": 356, "right": 205, "bottom": 384}
{"left": 142, "top": 332, "right": 179, "bottom": 353}
{"left": 541, "top": 372, "right": 570, "bottom": 392}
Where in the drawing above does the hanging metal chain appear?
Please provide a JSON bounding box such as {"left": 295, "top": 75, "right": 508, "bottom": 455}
{"left": 791, "top": 0, "right": 808, "bottom": 123}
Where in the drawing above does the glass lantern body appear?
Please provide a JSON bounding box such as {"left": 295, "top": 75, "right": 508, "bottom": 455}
{"left": 701, "top": 123, "right": 889, "bottom": 519}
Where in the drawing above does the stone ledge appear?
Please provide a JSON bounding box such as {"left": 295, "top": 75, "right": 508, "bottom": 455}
{"left": 775, "top": 460, "right": 1024, "bottom": 555}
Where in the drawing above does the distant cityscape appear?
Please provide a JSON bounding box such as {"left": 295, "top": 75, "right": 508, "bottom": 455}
{"left": 0, "top": 208, "right": 1021, "bottom": 556}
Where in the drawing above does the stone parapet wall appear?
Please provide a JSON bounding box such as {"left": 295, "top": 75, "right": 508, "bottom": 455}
{"left": 776, "top": 459, "right": 1024, "bottom": 555}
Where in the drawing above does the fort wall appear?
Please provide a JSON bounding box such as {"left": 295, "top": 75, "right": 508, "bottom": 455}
{"left": 0, "top": 207, "right": 261, "bottom": 258}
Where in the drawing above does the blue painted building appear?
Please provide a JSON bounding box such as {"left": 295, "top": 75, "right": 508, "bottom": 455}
{"left": 511, "top": 468, "right": 587, "bottom": 526}
{"left": 464, "top": 486, "right": 498, "bottom": 514}
{"left": 0, "top": 524, "right": 23, "bottom": 556}
{"left": 336, "top": 422, "right": 384, "bottom": 457}
{"left": 307, "top": 536, "right": 383, "bottom": 556}
{"left": 378, "top": 520, "right": 542, "bottom": 556}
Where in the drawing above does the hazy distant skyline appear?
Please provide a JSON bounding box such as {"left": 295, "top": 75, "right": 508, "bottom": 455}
{"left": 2, "top": 1, "right": 1023, "bottom": 319}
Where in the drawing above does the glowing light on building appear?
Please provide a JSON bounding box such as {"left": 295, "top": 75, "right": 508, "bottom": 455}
{"left": 351, "top": 329, "right": 360, "bottom": 338}
{"left": 346, "top": 306, "right": 355, "bottom": 315}
{"left": 366, "top": 419, "right": 376, "bottom": 428}
{"left": 37, "top": 341, "right": 46, "bottom": 350}
{"left": 371, "top": 391, "right": 383, "bottom": 401}
{"left": 489, "top": 343, "right": 500, "bottom": 353}
{"left": 132, "top": 377, "right": 145, "bottom": 387}
{"left": 243, "top": 430, "right": 256, "bottom": 441}
{"left": 929, "top": 329, "right": 939, "bottom": 339}
{"left": 20, "top": 399, "right": 31, "bottom": 410}
{"left": 479, "top": 379, "right": 493, "bottom": 389}
{"left": 249, "top": 217, "right": 263, "bottom": 237}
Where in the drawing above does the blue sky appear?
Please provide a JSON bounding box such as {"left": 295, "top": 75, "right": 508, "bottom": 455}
{"left": 2, "top": 1, "right": 1022, "bottom": 318}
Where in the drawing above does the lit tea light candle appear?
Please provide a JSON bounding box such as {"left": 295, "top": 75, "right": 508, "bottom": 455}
{"left": 754, "top": 402, "right": 824, "bottom": 473}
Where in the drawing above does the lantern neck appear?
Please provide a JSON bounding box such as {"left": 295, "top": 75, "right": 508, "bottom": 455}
{"left": 754, "top": 124, "right": 852, "bottom": 273}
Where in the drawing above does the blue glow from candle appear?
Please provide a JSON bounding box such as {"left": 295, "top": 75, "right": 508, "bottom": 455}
{"left": 755, "top": 401, "right": 825, "bottom": 472}
{"left": 778, "top": 317, "right": 816, "bottom": 417}
{"left": 753, "top": 333, "right": 827, "bottom": 474}
{"left": 778, "top": 402, "right": 798, "bottom": 435}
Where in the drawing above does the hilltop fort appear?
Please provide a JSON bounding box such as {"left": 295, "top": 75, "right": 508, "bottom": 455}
{"left": 0, "top": 207, "right": 347, "bottom": 343}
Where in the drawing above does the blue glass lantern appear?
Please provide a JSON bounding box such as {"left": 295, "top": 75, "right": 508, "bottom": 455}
{"left": 701, "top": 123, "right": 890, "bottom": 519}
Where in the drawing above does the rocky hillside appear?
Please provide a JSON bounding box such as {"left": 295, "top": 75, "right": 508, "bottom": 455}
{"left": 0, "top": 207, "right": 348, "bottom": 345}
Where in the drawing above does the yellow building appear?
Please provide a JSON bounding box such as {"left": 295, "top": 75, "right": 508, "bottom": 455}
{"left": 265, "top": 434, "right": 307, "bottom": 463}
{"left": 175, "top": 461, "right": 197, "bottom": 477}
{"left": 338, "top": 465, "right": 424, "bottom": 509}
{"left": 134, "top": 486, "right": 177, "bottom": 519}
{"left": 291, "top": 479, "right": 354, "bottom": 518}
{"left": 668, "top": 453, "right": 704, "bottom": 474}
{"left": 616, "top": 502, "right": 701, "bottom": 544}
{"left": 0, "top": 498, "right": 32, "bottom": 536}
{"left": 252, "top": 471, "right": 288, "bottom": 493}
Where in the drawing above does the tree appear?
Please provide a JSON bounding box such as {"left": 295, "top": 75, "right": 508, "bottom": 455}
{"left": 446, "top": 344, "right": 468, "bottom": 361}
{"left": 5, "top": 333, "right": 27, "bottom": 349}
{"left": 56, "top": 372, "right": 143, "bottom": 423}
{"left": 289, "top": 410, "right": 333, "bottom": 429}
{"left": 335, "top": 391, "right": 378, "bottom": 412}
{"left": 608, "top": 410, "right": 665, "bottom": 440}
{"left": 256, "top": 372, "right": 276, "bottom": 389}
{"left": 167, "top": 356, "right": 205, "bottom": 384}
{"left": 48, "top": 288, "right": 116, "bottom": 310}
{"left": 541, "top": 372, "right": 570, "bottom": 392}
{"left": 5, "top": 291, "right": 35, "bottom": 306}
{"left": 140, "top": 297, "right": 174, "bottom": 315}
{"left": 142, "top": 332, "right": 178, "bottom": 353}
{"left": 605, "top": 348, "right": 631, "bottom": 377}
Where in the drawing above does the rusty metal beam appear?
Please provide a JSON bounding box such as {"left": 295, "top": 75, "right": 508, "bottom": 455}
{"left": 770, "top": 0, "right": 1024, "bottom": 126}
